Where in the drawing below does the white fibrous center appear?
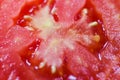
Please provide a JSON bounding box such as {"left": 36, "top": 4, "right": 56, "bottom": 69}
{"left": 24, "top": 6, "right": 100, "bottom": 73}
{"left": 26, "top": 6, "right": 76, "bottom": 69}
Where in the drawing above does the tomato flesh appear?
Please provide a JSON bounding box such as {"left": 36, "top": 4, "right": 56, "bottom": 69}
{"left": 52, "top": 0, "right": 86, "bottom": 24}
{"left": 15, "top": 0, "right": 107, "bottom": 79}
{"left": 0, "top": 48, "right": 49, "bottom": 80}
{"left": 90, "top": 0, "right": 120, "bottom": 48}
{"left": 1, "top": 0, "right": 119, "bottom": 80}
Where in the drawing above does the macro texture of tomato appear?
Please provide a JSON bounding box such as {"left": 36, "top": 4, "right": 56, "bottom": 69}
{"left": 90, "top": 0, "right": 120, "bottom": 48}
{"left": 52, "top": 0, "right": 86, "bottom": 24}
{"left": 89, "top": 0, "right": 120, "bottom": 79}
{"left": 0, "top": 0, "right": 120, "bottom": 80}
{"left": 0, "top": 48, "right": 49, "bottom": 80}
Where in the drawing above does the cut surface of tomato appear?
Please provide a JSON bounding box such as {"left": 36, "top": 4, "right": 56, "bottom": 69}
{"left": 1, "top": 0, "right": 120, "bottom": 80}
{"left": 16, "top": 1, "right": 107, "bottom": 79}
{"left": 14, "top": 0, "right": 107, "bottom": 79}
{"left": 65, "top": 44, "right": 99, "bottom": 80}
{"left": 0, "top": 0, "right": 31, "bottom": 38}
{"left": 0, "top": 14, "right": 13, "bottom": 38}
{"left": 96, "top": 42, "right": 120, "bottom": 80}
{"left": 90, "top": 0, "right": 120, "bottom": 48}
{"left": 0, "top": 48, "right": 49, "bottom": 80}
{"left": 0, "top": 25, "right": 36, "bottom": 54}
{"left": 52, "top": 0, "right": 86, "bottom": 24}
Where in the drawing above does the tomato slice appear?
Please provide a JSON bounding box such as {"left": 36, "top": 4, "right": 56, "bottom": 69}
{"left": 1, "top": 0, "right": 117, "bottom": 79}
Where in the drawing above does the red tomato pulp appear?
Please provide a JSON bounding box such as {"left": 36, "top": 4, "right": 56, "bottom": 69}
{"left": 0, "top": 0, "right": 120, "bottom": 80}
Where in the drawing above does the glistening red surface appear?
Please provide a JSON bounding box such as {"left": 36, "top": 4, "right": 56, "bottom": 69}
{"left": 0, "top": 0, "right": 120, "bottom": 80}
